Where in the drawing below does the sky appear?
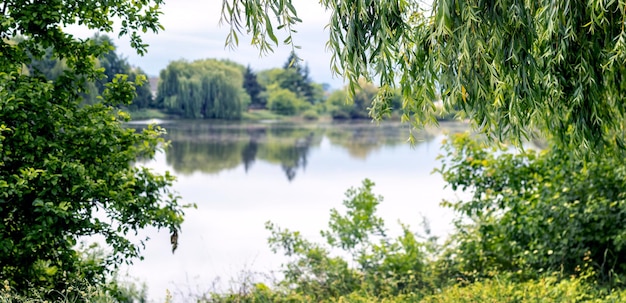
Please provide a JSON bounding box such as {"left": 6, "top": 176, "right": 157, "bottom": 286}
{"left": 69, "top": 0, "right": 344, "bottom": 88}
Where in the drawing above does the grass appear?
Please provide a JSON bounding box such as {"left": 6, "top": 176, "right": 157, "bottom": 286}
{"left": 126, "top": 108, "right": 168, "bottom": 120}
{"left": 241, "top": 109, "right": 286, "bottom": 121}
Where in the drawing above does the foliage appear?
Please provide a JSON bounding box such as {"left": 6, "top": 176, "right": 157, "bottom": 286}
{"left": 157, "top": 59, "right": 248, "bottom": 119}
{"left": 27, "top": 34, "right": 154, "bottom": 108}
{"left": 262, "top": 179, "right": 432, "bottom": 300}
{"left": 221, "top": 0, "right": 626, "bottom": 150}
{"left": 95, "top": 36, "right": 154, "bottom": 110}
{"left": 0, "top": 0, "right": 184, "bottom": 294}
{"left": 266, "top": 85, "right": 309, "bottom": 116}
{"left": 0, "top": 273, "right": 148, "bottom": 303}
{"left": 301, "top": 109, "right": 320, "bottom": 121}
{"left": 421, "top": 274, "right": 626, "bottom": 303}
{"left": 243, "top": 65, "right": 266, "bottom": 109}
{"left": 203, "top": 177, "right": 626, "bottom": 303}
{"left": 436, "top": 133, "right": 626, "bottom": 283}
{"left": 282, "top": 52, "right": 316, "bottom": 104}
{"left": 326, "top": 79, "right": 379, "bottom": 119}
{"left": 255, "top": 54, "right": 323, "bottom": 105}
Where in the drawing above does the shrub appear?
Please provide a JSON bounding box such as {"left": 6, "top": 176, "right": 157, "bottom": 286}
{"left": 264, "top": 179, "right": 432, "bottom": 301}
{"left": 436, "top": 133, "right": 626, "bottom": 283}
{"left": 267, "top": 88, "right": 305, "bottom": 115}
{"left": 302, "top": 109, "right": 319, "bottom": 120}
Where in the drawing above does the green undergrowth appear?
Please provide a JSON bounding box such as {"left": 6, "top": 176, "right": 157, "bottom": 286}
{"left": 200, "top": 276, "right": 626, "bottom": 303}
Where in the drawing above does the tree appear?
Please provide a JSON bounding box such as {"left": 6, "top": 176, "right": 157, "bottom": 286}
{"left": 266, "top": 85, "right": 307, "bottom": 115}
{"left": 26, "top": 34, "right": 154, "bottom": 108}
{"left": 0, "top": 0, "right": 185, "bottom": 293}
{"left": 243, "top": 65, "right": 266, "bottom": 108}
{"left": 282, "top": 52, "right": 316, "bottom": 104}
{"left": 327, "top": 79, "right": 379, "bottom": 119}
{"left": 221, "top": 0, "right": 626, "bottom": 150}
{"left": 157, "top": 59, "right": 248, "bottom": 119}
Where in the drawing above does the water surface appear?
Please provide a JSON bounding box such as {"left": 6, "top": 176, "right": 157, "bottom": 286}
{"left": 126, "top": 120, "right": 468, "bottom": 300}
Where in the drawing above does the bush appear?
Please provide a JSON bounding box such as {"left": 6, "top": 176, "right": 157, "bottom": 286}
{"left": 330, "top": 109, "right": 351, "bottom": 120}
{"left": 422, "top": 274, "right": 626, "bottom": 303}
{"left": 261, "top": 179, "right": 432, "bottom": 301}
{"left": 302, "top": 109, "right": 319, "bottom": 120}
{"left": 436, "top": 133, "right": 626, "bottom": 283}
{"left": 267, "top": 88, "right": 305, "bottom": 115}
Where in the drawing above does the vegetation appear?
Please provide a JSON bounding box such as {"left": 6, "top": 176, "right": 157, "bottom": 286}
{"left": 0, "top": 0, "right": 185, "bottom": 298}
{"left": 202, "top": 149, "right": 626, "bottom": 301}
{"left": 26, "top": 34, "right": 154, "bottom": 109}
{"left": 215, "top": 2, "right": 626, "bottom": 297}
{"left": 156, "top": 59, "right": 249, "bottom": 119}
{"left": 243, "top": 65, "right": 266, "bottom": 109}
{"left": 6, "top": 0, "right": 626, "bottom": 302}
{"left": 437, "top": 133, "right": 626, "bottom": 282}
{"left": 326, "top": 78, "right": 383, "bottom": 119}
{"left": 221, "top": 0, "right": 626, "bottom": 149}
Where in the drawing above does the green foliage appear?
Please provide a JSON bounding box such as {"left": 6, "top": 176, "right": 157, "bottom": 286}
{"left": 436, "top": 133, "right": 626, "bottom": 282}
{"left": 157, "top": 59, "right": 248, "bottom": 119}
{"left": 263, "top": 179, "right": 430, "bottom": 300}
{"left": 255, "top": 53, "right": 322, "bottom": 105}
{"left": 326, "top": 79, "right": 379, "bottom": 119}
{"left": 266, "top": 86, "right": 308, "bottom": 116}
{"left": 301, "top": 109, "right": 319, "bottom": 121}
{"left": 27, "top": 34, "right": 154, "bottom": 108}
{"left": 0, "top": 0, "right": 185, "bottom": 294}
{"left": 243, "top": 65, "right": 266, "bottom": 109}
{"left": 221, "top": 0, "right": 626, "bottom": 151}
{"left": 205, "top": 175, "right": 626, "bottom": 302}
{"left": 421, "top": 274, "right": 626, "bottom": 303}
{"left": 282, "top": 52, "right": 316, "bottom": 104}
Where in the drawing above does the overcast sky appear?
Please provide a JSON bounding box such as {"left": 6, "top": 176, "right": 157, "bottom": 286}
{"left": 69, "top": 1, "right": 344, "bottom": 88}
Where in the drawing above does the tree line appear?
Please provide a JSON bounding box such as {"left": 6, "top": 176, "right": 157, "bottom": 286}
{"left": 29, "top": 36, "right": 425, "bottom": 121}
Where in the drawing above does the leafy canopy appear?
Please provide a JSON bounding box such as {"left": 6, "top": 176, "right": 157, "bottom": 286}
{"left": 0, "top": 0, "right": 185, "bottom": 292}
{"left": 221, "top": 0, "right": 626, "bottom": 150}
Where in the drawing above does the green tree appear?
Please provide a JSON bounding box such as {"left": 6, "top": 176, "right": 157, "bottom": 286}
{"left": 282, "top": 52, "right": 315, "bottom": 104}
{"left": 326, "top": 78, "right": 379, "bottom": 119}
{"left": 157, "top": 59, "right": 247, "bottom": 119}
{"left": 0, "top": 0, "right": 185, "bottom": 293}
{"left": 265, "top": 179, "right": 429, "bottom": 300}
{"left": 221, "top": 0, "right": 626, "bottom": 150}
{"left": 89, "top": 34, "right": 154, "bottom": 108}
{"left": 26, "top": 34, "right": 154, "bottom": 108}
{"left": 266, "top": 85, "right": 309, "bottom": 115}
{"left": 243, "top": 65, "right": 266, "bottom": 108}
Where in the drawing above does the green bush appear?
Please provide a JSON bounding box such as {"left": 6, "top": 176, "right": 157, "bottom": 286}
{"left": 261, "top": 179, "right": 432, "bottom": 301}
{"left": 267, "top": 88, "right": 305, "bottom": 115}
{"left": 422, "top": 276, "right": 626, "bottom": 303}
{"left": 302, "top": 109, "right": 319, "bottom": 120}
{"left": 436, "top": 133, "right": 626, "bottom": 283}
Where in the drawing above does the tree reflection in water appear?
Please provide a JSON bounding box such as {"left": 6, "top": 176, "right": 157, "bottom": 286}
{"left": 137, "top": 121, "right": 441, "bottom": 182}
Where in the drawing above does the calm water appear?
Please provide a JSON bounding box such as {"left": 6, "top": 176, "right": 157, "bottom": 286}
{"left": 124, "top": 120, "right": 468, "bottom": 301}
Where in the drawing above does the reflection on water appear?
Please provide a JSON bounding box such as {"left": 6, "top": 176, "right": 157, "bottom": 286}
{"left": 159, "top": 121, "right": 446, "bottom": 181}
{"left": 125, "top": 120, "right": 468, "bottom": 302}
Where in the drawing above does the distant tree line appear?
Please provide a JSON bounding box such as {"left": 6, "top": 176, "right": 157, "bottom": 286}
{"left": 30, "top": 41, "right": 409, "bottom": 121}
{"left": 150, "top": 51, "right": 409, "bottom": 120}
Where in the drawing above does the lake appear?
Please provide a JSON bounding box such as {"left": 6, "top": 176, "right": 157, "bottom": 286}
{"left": 124, "top": 120, "right": 468, "bottom": 301}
